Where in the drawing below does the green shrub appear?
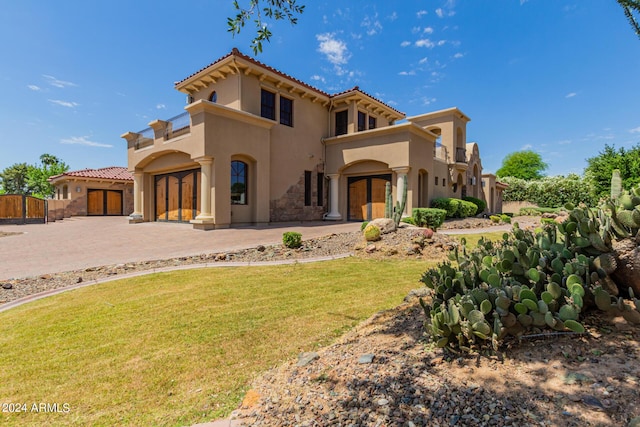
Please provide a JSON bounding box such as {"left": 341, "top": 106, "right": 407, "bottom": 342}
{"left": 401, "top": 216, "right": 416, "bottom": 225}
{"left": 489, "top": 215, "right": 501, "bottom": 223}
{"left": 462, "top": 196, "right": 487, "bottom": 215}
{"left": 540, "top": 217, "right": 556, "bottom": 225}
{"left": 519, "top": 207, "right": 562, "bottom": 216}
{"left": 282, "top": 231, "right": 302, "bottom": 249}
{"left": 500, "top": 214, "right": 511, "bottom": 224}
{"left": 363, "top": 224, "right": 381, "bottom": 242}
{"left": 501, "top": 175, "right": 597, "bottom": 208}
{"left": 412, "top": 208, "right": 447, "bottom": 230}
{"left": 360, "top": 221, "right": 369, "bottom": 231}
{"left": 430, "top": 198, "right": 478, "bottom": 219}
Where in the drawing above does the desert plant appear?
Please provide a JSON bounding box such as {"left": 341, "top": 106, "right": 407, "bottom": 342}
{"left": 363, "top": 224, "right": 381, "bottom": 242}
{"left": 401, "top": 216, "right": 416, "bottom": 225}
{"left": 412, "top": 208, "right": 446, "bottom": 230}
{"left": 489, "top": 215, "right": 501, "bottom": 223}
{"left": 500, "top": 214, "right": 511, "bottom": 224}
{"left": 282, "top": 231, "right": 302, "bottom": 249}
{"left": 360, "top": 221, "right": 369, "bottom": 231}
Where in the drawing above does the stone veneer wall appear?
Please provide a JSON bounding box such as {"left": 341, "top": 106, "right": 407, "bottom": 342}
{"left": 270, "top": 166, "right": 326, "bottom": 222}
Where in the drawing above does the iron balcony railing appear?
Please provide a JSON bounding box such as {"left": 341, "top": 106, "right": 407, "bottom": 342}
{"left": 455, "top": 147, "right": 467, "bottom": 163}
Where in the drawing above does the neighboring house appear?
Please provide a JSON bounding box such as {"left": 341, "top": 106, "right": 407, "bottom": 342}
{"left": 122, "top": 48, "right": 505, "bottom": 230}
{"left": 48, "top": 167, "right": 134, "bottom": 217}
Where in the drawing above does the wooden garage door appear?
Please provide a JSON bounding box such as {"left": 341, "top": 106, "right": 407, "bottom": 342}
{"left": 88, "top": 190, "right": 123, "bottom": 216}
{"left": 347, "top": 174, "right": 391, "bottom": 221}
{"left": 155, "top": 169, "right": 200, "bottom": 222}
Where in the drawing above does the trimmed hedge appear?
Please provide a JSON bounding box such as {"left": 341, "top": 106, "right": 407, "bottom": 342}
{"left": 412, "top": 208, "right": 447, "bottom": 230}
{"left": 462, "top": 196, "right": 487, "bottom": 215}
{"left": 430, "top": 198, "right": 477, "bottom": 218}
{"left": 501, "top": 175, "right": 597, "bottom": 208}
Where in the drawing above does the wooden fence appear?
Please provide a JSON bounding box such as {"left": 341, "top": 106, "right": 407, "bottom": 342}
{"left": 0, "top": 195, "right": 47, "bottom": 224}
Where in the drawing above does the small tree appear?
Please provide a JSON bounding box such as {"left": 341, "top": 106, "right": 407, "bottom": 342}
{"left": 0, "top": 154, "right": 69, "bottom": 198}
{"left": 584, "top": 143, "right": 640, "bottom": 199}
{"left": 496, "top": 150, "right": 548, "bottom": 180}
{"left": 0, "top": 163, "right": 31, "bottom": 194}
{"left": 617, "top": 0, "right": 640, "bottom": 39}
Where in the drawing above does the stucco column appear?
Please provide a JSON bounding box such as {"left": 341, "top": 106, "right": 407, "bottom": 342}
{"left": 393, "top": 167, "right": 410, "bottom": 217}
{"left": 325, "top": 174, "right": 341, "bottom": 220}
{"left": 129, "top": 171, "right": 144, "bottom": 223}
{"left": 191, "top": 157, "right": 215, "bottom": 230}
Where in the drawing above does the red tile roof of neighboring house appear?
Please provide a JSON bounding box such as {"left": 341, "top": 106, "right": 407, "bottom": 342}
{"left": 49, "top": 167, "right": 133, "bottom": 182}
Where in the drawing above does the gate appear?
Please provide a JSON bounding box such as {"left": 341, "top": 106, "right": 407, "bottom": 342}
{"left": 0, "top": 195, "right": 47, "bottom": 224}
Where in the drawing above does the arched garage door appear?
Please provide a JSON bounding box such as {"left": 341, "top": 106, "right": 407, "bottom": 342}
{"left": 347, "top": 174, "right": 391, "bottom": 221}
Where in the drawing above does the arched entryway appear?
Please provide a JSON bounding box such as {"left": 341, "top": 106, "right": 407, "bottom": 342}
{"left": 154, "top": 168, "right": 201, "bottom": 222}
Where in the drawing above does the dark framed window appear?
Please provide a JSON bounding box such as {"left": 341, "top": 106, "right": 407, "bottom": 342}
{"left": 304, "top": 170, "right": 312, "bottom": 206}
{"left": 261, "top": 89, "right": 276, "bottom": 120}
{"left": 231, "top": 161, "right": 248, "bottom": 205}
{"left": 435, "top": 177, "right": 439, "bottom": 186}
{"left": 280, "top": 96, "right": 293, "bottom": 127}
{"left": 209, "top": 91, "right": 217, "bottom": 103}
{"left": 368, "top": 116, "right": 376, "bottom": 130}
{"left": 317, "top": 172, "right": 324, "bottom": 206}
{"left": 358, "top": 111, "right": 366, "bottom": 132}
{"left": 335, "top": 110, "right": 348, "bottom": 136}
{"left": 442, "top": 178, "right": 446, "bottom": 187}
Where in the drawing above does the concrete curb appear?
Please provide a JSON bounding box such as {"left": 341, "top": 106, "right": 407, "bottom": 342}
{"left": 0, "top": 253, "right": 353, "bottom": 314}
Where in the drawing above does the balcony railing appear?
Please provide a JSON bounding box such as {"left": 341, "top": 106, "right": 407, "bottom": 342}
{"left": 455, "top": 147, "right": 467, "bottom": 163}
{"left": 164, "top": 112, "right": 190, "bottom": 140}
{"left": 134, "top": 127, "right": 154, "bottom": 150}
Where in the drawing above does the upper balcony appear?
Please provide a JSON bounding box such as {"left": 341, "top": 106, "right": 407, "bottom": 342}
{"left": 455, "top": 147, "right": 467, "bottom": 164}
{"left": 125, "top": 112, "right": 191, "bottom": 151}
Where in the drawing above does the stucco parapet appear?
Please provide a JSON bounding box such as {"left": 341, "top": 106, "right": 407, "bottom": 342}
{"left": 391, "top": 167, "right": 410, "bottom": 175}
{"left": 185, "top": 100, "right": 276, "bottom": 129}
{"left": 406, "top": 107, "right": 471, "bottom": 123}
{"left": 323, "top": 122, "right": 437, "bottom": 145}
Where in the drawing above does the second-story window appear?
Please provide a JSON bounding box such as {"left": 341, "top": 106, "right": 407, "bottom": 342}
{"left": 368, "top": 116, "right": 376, "bottom": 130}
{"left": 335, "top": 110, "right": 348, "bottom": 136}
{"left": 261, "top": 89, "right": 276, "bottom": 120}
{"left": 358, "top": 111, "right": 366, "bottom": 132}
{"left": 280, "top": 96, "right": 293, "bottom": 127}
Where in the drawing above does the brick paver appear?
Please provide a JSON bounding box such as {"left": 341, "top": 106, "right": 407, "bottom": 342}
{"left": 0, "top": 217, "right": 360, "bottom": 280}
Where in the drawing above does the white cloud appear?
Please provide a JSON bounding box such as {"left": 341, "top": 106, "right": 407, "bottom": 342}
{"left": 453, "top": 52, "right": 464, "bottom": 58}
{"left": 361, "top": 14, "right": 382, "bottom": 36}
{"left": 416, "top": 10, "right": 428, "bottom": 18}
{"left": 411, "top": 26, "right": 421, "bottom": 34}
{"left": 423, "top": 26, "right": 434, "bottom": 34}
{"left": 156, "top": 104, "right": 166, "bottom": 109}
{"left": 416, "top": 39, "right": 436, "bottom": 48}
{"left": 419, "top": 57, "right": 428, "bottom": 64}
{"left": 48, "top": 99, "right": 79, "bottom": 108}
{"left": 435, "top": 8, "right": 444, "bottom": 18}
{"left": 558, "top": 139, "right": 572, "bottom": 145}
{"left": 43, "top": 74, "right": 77, "bottom": 88}
{"left": 27, "top": 85, "right": 41, "bottom": 91}
{"left": 437, "top": 40, "right": 447, "bottom": 46}
{"left": 316, "top": 33, "right": 350, "bottom": 65}
{"left": 398, "top": 70, "right": 416, "bottom": 76}
{"left": 521, "top": 144, "right": 533, "bottom": 150}
{"left": 630, "top": 126, "right": 640, "bottom": 133}
{"left": 60, "top": 136, "right": 113, "bottom": 148}
{"left": 422, "top": 97, "right": 437, "bottom": 105}
{"left": 520, "top": 0, "right": 529, "bottom": 4}
{"left": 400, "top": 40, "right": 411, "bottom": 47}
{"left": 310, "top": 75, "right": 326, "bottom": 84}
{"left": 565, "top": 92, "right": 577, "bottom": 98}
{"left": 387, "top": 12, "right": 398, "bottom": 21}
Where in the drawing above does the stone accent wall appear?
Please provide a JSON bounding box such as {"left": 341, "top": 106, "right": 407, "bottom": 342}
{"left": 270, "top": 166, "right": 326, "bottom": 222}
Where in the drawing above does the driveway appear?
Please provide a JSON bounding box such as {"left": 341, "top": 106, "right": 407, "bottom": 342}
{"left": 0, "top": 217, "right": 360, "bottom": 280}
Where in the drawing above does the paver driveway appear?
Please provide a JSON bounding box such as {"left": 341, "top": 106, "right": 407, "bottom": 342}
{"left": 0, "top": 217, "right": 360, "bottom": 280}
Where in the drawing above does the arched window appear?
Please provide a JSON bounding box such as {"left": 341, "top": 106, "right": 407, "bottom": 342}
{"left": 209, "top": 91, "right": 217, "bottom": 103}
{"left": 231, "top": 161, "right": 247, "bottom": 205}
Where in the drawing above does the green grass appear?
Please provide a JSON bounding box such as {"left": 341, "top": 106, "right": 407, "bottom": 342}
{"left": 0, "top": 258, "right": 433, "bottom": 426}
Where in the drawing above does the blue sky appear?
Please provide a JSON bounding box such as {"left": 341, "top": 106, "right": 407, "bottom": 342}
{"left": 1, "top": 1, "right": 639, "bottom": 176}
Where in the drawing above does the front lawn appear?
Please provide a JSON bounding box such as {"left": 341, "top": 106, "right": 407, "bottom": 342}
{"left": 0, "top": 258, "right": 432, "bottom": 426}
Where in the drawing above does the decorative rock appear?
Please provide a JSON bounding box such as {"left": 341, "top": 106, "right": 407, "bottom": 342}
{"left": 365, "top": 244, "right": 377, "bottom": 253}
{"left": 76, "top": 277, "right": 83, "bottom": 283}
{"left": 369, "top": 218, "right": 397, "bottom": 234}
{"left": 581, "top": 395, "right": 605, "bottom": 411}
{"left": 256, "top": 245, "right": 266, "bottom": 252}
{"left": 2, "top": 283, "right": 13, "bottom": 290}
{"left": 377, "top": 398, "right": 389, "bottom": 406}
{"left": 358, "top": 353, "right": 374, "bottom": 364}
{"left": 297, "top": 352, "right": 319, "bottom": 367}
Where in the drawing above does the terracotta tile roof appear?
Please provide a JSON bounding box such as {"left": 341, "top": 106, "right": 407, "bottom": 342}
{"left": 175, "top": 49, "right": 403, "bottom": 116}
{"left": 49, "top": 167, "right": 133, "bottom": 182}
{"left": 175, "top": 48, "right": 330, "bottom": 98}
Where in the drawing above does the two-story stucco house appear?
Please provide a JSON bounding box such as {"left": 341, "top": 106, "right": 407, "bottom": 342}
{"left": 122, "top": 48, "right": 505, "bottom": 230}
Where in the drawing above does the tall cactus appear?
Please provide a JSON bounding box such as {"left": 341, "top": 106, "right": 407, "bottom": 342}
{"left": 611, "top": 169, "right": 622, "bottom": 201}
{"left": 393, "top": 176, "right": 408, "bottom": 227}
{"left": 384, "top": 182, "right": 392, "bottom": 219}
